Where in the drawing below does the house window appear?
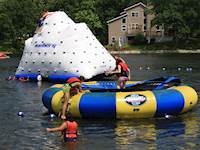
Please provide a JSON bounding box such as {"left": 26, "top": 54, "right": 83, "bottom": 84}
{"left": 122, "top": 18, "right": 126, "bottom": 24}
{"left": 156, "top": 25, "right": 160, "bottom": 31}
{"left": 131, "top": 24, "right": 140, "bottom": 30}
{"left": 144, "top": 25, "right": 147, "bottom": 31}
{"left": 121, "top": 25, "right": 127, "bottom": 32}
{"left": 132, "top": 12, "right": 139, "bottom": 17}
{"left": 131, "top": 24, "right": 135, "bottom": 30}
{"left": 144, "top": 18, "right": 146, "bottom": 24}
{"left": 136, "top": 24, "right": 139, "bottom": 29}
{"left": 111, "top": 36, "right": 116, "bottom": 43}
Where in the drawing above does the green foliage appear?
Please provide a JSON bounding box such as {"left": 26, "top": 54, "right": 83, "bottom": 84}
{"left": 1, "top": 0, "right": 200, "bottom": 52}
{"left": 0, "top": 13, "right": 14, "bottom": 40}
{"left": 134, "top": 33, "right": 146, "bottom": 44}
{"left": 151, "top": 0, "right": 200, "bottom": 40}
{"left": 107, "top": 38, "right": 200, "bottom": 51}
{"left": 0, "top": 0, "right": 44, "bottom": 51}
{"left": 73, "top": 0, "right": 102, "bottom": 34}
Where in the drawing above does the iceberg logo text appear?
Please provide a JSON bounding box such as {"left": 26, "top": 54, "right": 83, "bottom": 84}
{"left": 34, "top": 43, "right": 57, "bottom": 48}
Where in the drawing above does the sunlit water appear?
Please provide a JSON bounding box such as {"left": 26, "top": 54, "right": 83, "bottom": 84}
{"left": 0, "top": 54, "right": 200, "bottom": 150}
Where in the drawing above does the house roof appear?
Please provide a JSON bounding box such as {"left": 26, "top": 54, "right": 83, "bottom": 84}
{"left": 120, "top": 11, "right": 126, "bottom": 15}
{"left": 124, "top": 2, "right": 147, "bottom": 11}
{"left": 107, "top": 2, "right": 146, "bottom": 24}
{"left": 107, "top": 14, "right": 127, "bottom": 24}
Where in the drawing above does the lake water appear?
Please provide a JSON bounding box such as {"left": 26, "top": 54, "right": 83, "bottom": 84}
{"left": 0, "top": 54, "right": 200, "bottom": 150}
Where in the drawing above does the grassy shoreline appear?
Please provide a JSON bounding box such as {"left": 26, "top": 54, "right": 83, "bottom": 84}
{"left": 109, "top": 49, "right": 200, "bottom": 54}
{"left": 0, "top": 45, "right": 18, "bottom": 55}
{"left": 1, "top": 38, "right": 200, "bottom": 55}
{"left": 106, "top": 38, "right": 200, "bottom": 53}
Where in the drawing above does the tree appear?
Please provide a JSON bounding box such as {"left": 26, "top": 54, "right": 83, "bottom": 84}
{"left": 73, "top": 0, "right": 102, "bottom": 35}
{"left": 151, "top": 0, "right": 200, "bottom": 40}
{"left": 0, "top": 13, "right": 15, "bottom": 41}
{"left": 0, "top": 0, "right": 45, "bottom": 49}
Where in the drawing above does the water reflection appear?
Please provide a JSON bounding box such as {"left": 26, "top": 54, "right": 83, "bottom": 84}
{"left": 114, "top": 119, "right": 156, "bottom": 150}
{"left": 158, "top": 114, "right": 200, "bottom": 150}
{"left": 113, "top": 113, "right": 200, "bottom": 150}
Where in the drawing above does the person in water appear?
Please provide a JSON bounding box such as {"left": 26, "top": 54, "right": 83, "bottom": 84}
{"left": 5, "top": 75, "right": 16, "bottom": 80}
{"left": 6, "top": 75, "right": 29, "bottom": 82}
{"left": 18, "top": 77, "right": 29, "bottom": 82}
{"left": 60, "top": 76, "right": 85, "bottom": 120}
{"left": 106, "top": 55, "right": 131, "bottom": 89}
{"left": 46, "top": 113, "right": 78, "bottom": 142}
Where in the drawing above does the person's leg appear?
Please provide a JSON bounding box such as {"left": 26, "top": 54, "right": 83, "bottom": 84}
{"left": 117, "top": 78, "right": 121, "bottom": 89}
{"left": 117, "top": 76, "right": 128, "bottom": 89}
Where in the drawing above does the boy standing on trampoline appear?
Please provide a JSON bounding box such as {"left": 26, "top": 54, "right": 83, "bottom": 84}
{"left": 106, "top": 55, "right": 131, "bottom": 89}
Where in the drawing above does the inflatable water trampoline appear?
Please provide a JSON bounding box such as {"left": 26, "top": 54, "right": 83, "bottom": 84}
{"left": 42, "top": 77, "right": 198, "bottom": 119}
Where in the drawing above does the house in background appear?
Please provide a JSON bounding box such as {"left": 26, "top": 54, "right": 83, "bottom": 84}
{"left": 107, "top": 2, "right": 169, "bottom": 46}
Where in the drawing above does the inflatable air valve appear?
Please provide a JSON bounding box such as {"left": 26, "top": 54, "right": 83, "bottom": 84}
{"left": 50, "top": 114, "right": 56, "bottom": 118}
{"left": 37, "top": 75, "right": 42, "bottom": 81}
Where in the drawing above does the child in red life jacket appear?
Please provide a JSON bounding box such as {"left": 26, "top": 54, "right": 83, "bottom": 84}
{"left": 60, "top": 76, "right": 85, "bottom": 120}
{"left": 46, "top": 113, "right": 78, "bottom": 142}
{"left": 106, "top": 55, "right": 131, "bottom": 89}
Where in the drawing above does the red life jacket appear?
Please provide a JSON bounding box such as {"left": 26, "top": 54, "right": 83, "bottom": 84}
{"left": 118, "top": 62, "right": 129, "bottom": 72}
{"left": 65, "top": 121, "right": 78, "bottom": 139}
{"left": 115, "top": 62, "right": 129, "bottom": 78}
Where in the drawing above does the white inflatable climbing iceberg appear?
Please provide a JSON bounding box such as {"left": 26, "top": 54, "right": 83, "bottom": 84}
{"left": 16, "top": 11, "right": 116, "bottom": 79}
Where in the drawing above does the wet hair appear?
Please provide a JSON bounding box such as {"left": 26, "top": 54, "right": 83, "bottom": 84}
{"left": 79, "top": 76, "right": 85, "bottom": 82}
{"left": 66, "top": 113, "right": 74, "bottom": 122}
{"left": 114, "top": 54, "right": 120, "bottom": 58}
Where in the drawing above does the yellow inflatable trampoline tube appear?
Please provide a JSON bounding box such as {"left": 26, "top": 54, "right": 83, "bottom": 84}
{"left": 42, "top": 82, "right": 198, "bottom": 119}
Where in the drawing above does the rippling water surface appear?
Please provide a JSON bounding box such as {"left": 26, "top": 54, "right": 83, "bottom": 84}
{"left": 0, "top": 54, "right": 200, "bottom": 150}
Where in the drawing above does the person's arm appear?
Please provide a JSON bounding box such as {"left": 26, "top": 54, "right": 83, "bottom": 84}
{"left": 109, "top": 65, "right": 121, "bottom": 74}
{"left": 128, "top": 68, "right": 131, "bottom": 80}
{"left": 78, "top": 85, "right": 83, "bottom": 92}
{"left": 46, "top": 122, "right": 67, "bottom": 132}
{"left": 61, "top": 92, "right": 70, "bottom": 120}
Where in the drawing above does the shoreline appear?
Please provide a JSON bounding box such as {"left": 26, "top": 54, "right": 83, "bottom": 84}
{"left": 109, "top": 49, "right": 200, "bottom": 54}
{"left": 0, "top": 51, "right": 13, "bottom": 54}
{"left": 1, "top": 49, "right": 200, "bottom": 55}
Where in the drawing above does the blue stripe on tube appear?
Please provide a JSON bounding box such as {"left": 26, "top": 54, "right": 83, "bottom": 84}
{"left": 42, "top": 88, "right": 62, "bottom": 113}
{"left": 153, "top": 89, "right": 184, "bottom": 117}
{"left": 15, "top": 74, "right": 41, "bottom": 81}
{"left": 79, "top": 92, "right": 116, "bottom": 118}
